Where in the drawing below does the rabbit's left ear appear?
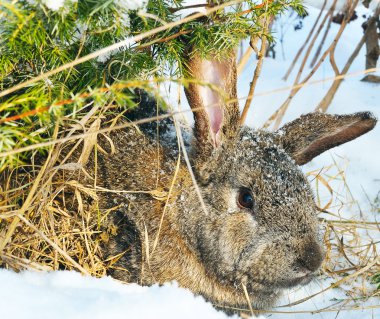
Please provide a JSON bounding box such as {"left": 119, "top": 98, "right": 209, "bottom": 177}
{"left": 277, "top": 112, "right": 377, "bottom": 165}
{"left": 184, "top": 51, "right": 240, "bottom": 160}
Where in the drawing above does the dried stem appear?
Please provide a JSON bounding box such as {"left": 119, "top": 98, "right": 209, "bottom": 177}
{"left": 239, "top": 15, "right": 271, "bottom": 125}
{"left": 316, "top": 5, "right": 380, "bottom": 112}
{"left": 283, "top": 0, "right": 327, "bottom": 81}
{"left": 237, "top": 46, "right": 254, "bottom": 75}
{"left": 264, "top": 0, "right": 359, "bottom": 130}
{"left": 310, "top": 3, "right": 336, "bottom": 68}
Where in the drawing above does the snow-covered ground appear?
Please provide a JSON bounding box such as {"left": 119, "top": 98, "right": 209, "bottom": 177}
{"left": 0, "top": 270, "right": 236, "bottom": 319}
{"left": 1, "top": 2, "right": 379, "bottom": 319}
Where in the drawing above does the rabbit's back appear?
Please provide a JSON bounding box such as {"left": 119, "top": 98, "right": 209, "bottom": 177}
{"left": 95, "top": 126, "right": 171, "bottom": 194}
{"left": 91, "top": 110, "right": 186, "bottom": 282}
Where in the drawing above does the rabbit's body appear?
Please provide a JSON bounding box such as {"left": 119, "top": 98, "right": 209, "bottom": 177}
{"left": 96, "top": 121, "right": 315, "bottom": 310}
{"left": 96, "top": 112, "right": 375, "bottom": 312}
{"left": 95, "top": 123, "right": 256, "bottom": 306}
{"left": 72, "top": 51, "right": 376, "bottom": 314}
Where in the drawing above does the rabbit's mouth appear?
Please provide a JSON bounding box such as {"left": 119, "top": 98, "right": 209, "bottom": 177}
{"left": 246, "top": 271, "right": 317, "bottom": 291}
{"left": 282, "top": 271, "right": 317, "bottom": 288}
{"left": 295, "top": 272, "right": 315, "bottom": 286}
{"left": 292, "top": 268, "right": 316, "bottom": 286}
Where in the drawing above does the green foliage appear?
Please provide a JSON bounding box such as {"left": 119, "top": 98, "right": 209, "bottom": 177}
{"left": 0, "top": 0, "right": 304, "bottom": 171}
{"left": 371, "top": 273, "right": 380, "bottom": 289}
{"left": 373, "top": 191, "right": 380, "bottom": 212}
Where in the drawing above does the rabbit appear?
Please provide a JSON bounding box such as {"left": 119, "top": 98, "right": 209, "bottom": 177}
{"left": 85, "top": 49, "right": 377, "bottom": 315}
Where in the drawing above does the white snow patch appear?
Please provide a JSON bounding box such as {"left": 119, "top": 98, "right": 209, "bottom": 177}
{"left": 175, "top": 0, "right": 208, "bottom": 19}
{"left": 114, "top": 0, "right": 148, "bottom": 11}
{"left": 369, "top": 0, "right": 380, "bottom": 11}
{"left": 96, "top": 38, "right": 134, "bottom": 63}
{"left": 26, "top": 0, "right": 77, "bottom": 11}
{"left": 304, "top": 0, "right": 380, "bottom": 12}
{"left": 41, "top": 0, "right": 66, "bottom": 11}
{"left": 0, "top": 270, "right": 248, "bottom": 319}
{"left": 304, "top": 0, "right": 351, "bottom": 11}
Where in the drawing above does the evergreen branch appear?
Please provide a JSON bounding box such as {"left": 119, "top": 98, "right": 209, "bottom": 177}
{"left": 237, "top": 0, "right": 273, "bottom": 16}
{"left": 136, "top": 30, "right": 192, "bottom": 50}
{"left": 0, "top": 0, "right": 307, "bottom": 170}
{"left": 0, "top": 0, "right": 244, "bottom": 100}
{"left": 168, "top": 3, "right": 208, "bottom": 13}
{"left": 0, "top": 82, "right": 140, "bottom": 124}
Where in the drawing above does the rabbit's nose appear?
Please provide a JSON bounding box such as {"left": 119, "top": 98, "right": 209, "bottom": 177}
{"left": 297, "top": 240, "right": 324, "bottom": 273}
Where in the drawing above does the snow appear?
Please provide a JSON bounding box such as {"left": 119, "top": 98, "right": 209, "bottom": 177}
{"left": 2, "top": 2, "right": 380, "bottom": 319}
{"left": 42, "top": 0, "right": 65, "bottom": 11}
{"left": 95, "top": 0, "right": 148, "bottom": 63}
{"left": 0, "top": 270, "right": 239, "bottom": 319}
{"left": 304, "top": 0, "right": 380, "bottom": 12}
{"left": 34, "top": 0, "right": 78, "bottom": 11}
{"left": 304, "top": 0, "right": 351, "bottom": 11}
{"left": 115, "top": 0, "right": 148, "bottom": 11}
{"left": 369, "top": 0, "right": 380, "bottom": 11}
{"left": 34, "top": 0, "right": 148, "bottom": 12}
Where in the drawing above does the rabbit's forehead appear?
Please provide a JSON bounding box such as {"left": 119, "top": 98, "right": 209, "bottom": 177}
{"left": 213, "top": 129, "right": 314, "bottom": 196}
{"left": 234, "top": 130, "right": 302, "bottom": 175}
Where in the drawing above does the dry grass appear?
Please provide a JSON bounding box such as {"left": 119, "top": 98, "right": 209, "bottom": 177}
{"left": 0, "top": 107, "right": 119, "bottom": 277}
{"left": 299, "top": 157, "right": 380, "bottom": 311}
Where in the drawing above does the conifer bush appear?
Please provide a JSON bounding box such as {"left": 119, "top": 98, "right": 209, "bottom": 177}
{"left": 0, "top": 0, "right": 304, "bottom": 170}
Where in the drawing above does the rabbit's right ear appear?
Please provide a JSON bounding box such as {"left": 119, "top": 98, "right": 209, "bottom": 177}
{"left": 184, "top": 50, "right": 240, "bottom": 162}
{"left": 277, "top": 112, "right": 377, "bottom": 165}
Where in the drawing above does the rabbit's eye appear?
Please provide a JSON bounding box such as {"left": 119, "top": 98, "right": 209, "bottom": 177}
{"left": 237, "top": 188, "right": 254, "bottom": 210}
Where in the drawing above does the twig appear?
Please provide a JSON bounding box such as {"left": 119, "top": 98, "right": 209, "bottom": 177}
{"left": 151, "top": 123, "right": 182, "bottom": 254}
{"left": 310, "top": 2, "right": 336, "bottom": 68}
{"left": 239, "top": 13, "right": 271, "bottom": 124}
{"left": 237, "top": 46, "right": 253, "bottom": 75}
{"left": 316, "top": 4, "right": 380, "bottom": 112}
{"left": 264, "top": 0, "right": 359, "bottom": 130}
{"left": 283, "top": 0, "right": 327, "bottom": 81}
{"left": 173, "top": 114, "right": 209, "bottom": 216}
{"left": 168, "top": 3, "right": 208, "bottom": 13}
{"left": 236, "top": 0, "right": 273, "bottom": 16}
{"left": 241, "top": 283, "right": 255, "bottom": 317}
{"left": 136, "top": 30, "right": 192, "bottom": 51}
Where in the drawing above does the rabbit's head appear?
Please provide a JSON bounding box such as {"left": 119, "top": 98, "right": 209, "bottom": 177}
{"left": 179, "top": 50, "right": 377, "bottom": 309}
